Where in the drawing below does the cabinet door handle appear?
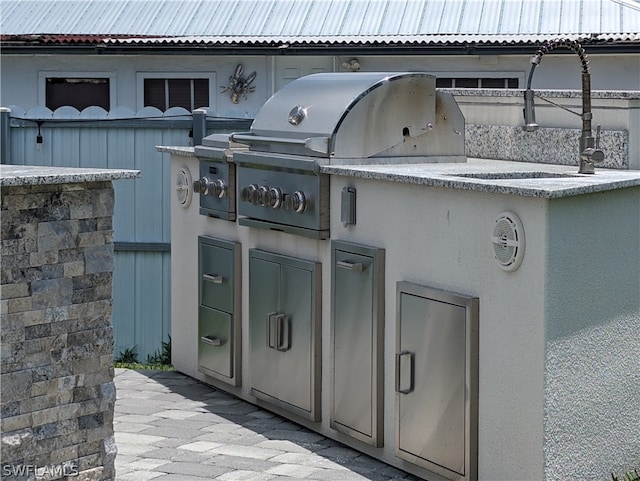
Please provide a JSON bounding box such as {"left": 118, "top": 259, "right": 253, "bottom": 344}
{"left": 275, "top": 314, "right": 290, "bottom": 352}
{"left": 396, "top": 351, "right": 414, "bottom": 394}
{"left": 266, "top": 312, "right": 277, "bottom": 348}
{"left": 336, "top": 260, "right": 364, "bottom": 271}
{"left": 200, "top": 335, "right": 222, "bottom": 346}
{"left": 203, "top": 273, "right": 224, "bottom": 284}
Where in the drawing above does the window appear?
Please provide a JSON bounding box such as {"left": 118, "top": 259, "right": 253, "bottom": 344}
{"left": 436, "top": 77, "right": 519, "bottom": 89}
{"left": 45, "top": 77, "right": 110, "bottom": 110}
{"left": 143, "top": 78, "right": 210, "bottom": 111}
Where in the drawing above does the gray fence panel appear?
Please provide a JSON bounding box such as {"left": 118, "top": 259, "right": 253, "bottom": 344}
{"left": 5, "top": 107, "right": 251, "bottom": 362}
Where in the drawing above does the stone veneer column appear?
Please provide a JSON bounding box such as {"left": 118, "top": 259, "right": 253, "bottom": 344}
{"left": 1, "top": 181, "right": 117, "bottom": 481}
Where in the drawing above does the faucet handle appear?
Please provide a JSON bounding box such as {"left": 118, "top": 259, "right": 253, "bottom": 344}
{"left": 580, "top": 125, "right": 605, "bottom": 170}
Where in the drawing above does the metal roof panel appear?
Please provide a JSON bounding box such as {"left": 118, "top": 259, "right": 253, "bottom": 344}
{"left": 560, "top": 0, "right": 583, "bottom": 33}
{"left": 478, "top": 0, "right": 505, "bottom": 35}
{"left": 500, "top": 0, "right": 524, "bottom": 34}
{"left": 2, "top": 0, "right": 640, "bottom": 44}
{"left": 317, "top": 0, "right": 351, "bottom": 35}
{"left": 395, "top": 0, "right": 425, "bottom": 34}
{"left": 436, "top": 0, "right": 462, "bottom": 34}
{"left": 359, "top": 0, "right": 389, "bottom": 35}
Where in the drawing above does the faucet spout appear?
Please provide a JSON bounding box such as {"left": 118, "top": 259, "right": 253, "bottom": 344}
{"left": 523, "top": 39, "right": 605, "bottom": 174}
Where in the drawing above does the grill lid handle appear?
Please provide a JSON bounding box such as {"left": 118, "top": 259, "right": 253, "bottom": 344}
{"left": 230, "top": 133, "right": 329, "bottom": 155}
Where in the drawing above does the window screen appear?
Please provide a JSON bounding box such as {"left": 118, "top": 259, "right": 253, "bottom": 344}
{"left": 46, "top": 78, "right": 110, "bottom": 111}
{"left": 436, "top": 77, "right": 519, "bottom": 89}
{"left": 144, "top": 78, "right": 210, "bottom": 111}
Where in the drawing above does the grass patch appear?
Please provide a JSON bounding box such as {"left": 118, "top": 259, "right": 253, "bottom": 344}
{"left": 114, "top": 337, "right": 174, "bottom": 371}
{"left": 114, "top": 361, "right": 175, "bottom": 371}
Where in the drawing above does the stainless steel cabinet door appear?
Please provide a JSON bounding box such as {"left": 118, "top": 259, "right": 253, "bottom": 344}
{"left": 396, "top": 282, "right": 478, "bottom": 481}
{"left": 248, "top": 255, "right": 280, "bottom": 400}
{"left": 249, "top": 250, "right": 321, "bottom": 421}
{"left": 331, "top": 241, "right": 384, "bottom": 447}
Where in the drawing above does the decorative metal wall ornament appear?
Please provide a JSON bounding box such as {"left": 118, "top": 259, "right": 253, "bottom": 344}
{"left": 221, "top": 64, "right": 256, "bottom": 104}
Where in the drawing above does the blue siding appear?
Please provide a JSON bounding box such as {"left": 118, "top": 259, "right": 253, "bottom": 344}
{"left": 5, "top": 106, "right": 191, "bottom": 361}
{"left": 4, "top": 105, "right": 251, "bottom": 361}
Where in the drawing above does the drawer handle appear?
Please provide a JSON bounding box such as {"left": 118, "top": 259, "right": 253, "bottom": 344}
{"left": 336, "top": 260, "right": 364, "bottom": 272}
{"left": 396, "top": 351, "right": 414, "bottom": 394}
{"left": 203, "top": 273, "right": 224, "bottom": 284}
{"left": 200, "top": 335, "right": 222, "bottom": 346}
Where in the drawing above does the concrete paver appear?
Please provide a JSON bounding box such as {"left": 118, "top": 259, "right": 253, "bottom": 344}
{"left": 114, "top": 368, "right": 419, "bottom": 480}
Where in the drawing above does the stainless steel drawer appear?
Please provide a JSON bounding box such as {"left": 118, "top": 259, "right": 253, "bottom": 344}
{"left": 331, "top": 241, "right": 384, "bottom": 447}
{"left": 395, "top": 282, "right": 478, "bottom": 481}
{"left": 198, "top": 306, "right": 233, "bottom": 379}
{"left": 197, "top": 236, "right": 241, "bottom": 386}
{"left": 199, "top": 238, "right": 237, "bottom": 313}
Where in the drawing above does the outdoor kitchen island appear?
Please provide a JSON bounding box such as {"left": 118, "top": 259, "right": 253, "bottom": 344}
{"left": 165, "top": 72, "right": 640, "bottom": 481}
{"left": 167, "top": 144, "right": 640, "bottom": 481}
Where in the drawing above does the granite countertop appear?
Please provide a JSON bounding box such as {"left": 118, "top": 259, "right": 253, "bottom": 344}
{"left": 321, "top": 158, "right": 640, "bottom": 198}
{"left": 0, "top": 165, "right": 141, "bottom": 187}
{"left": 157, "top": 146, "right": 196, "bottom": 157}
{"left": 159, "top": 145, "right": 640, "bottom": 199}
{"left": 445, "top": 88, "right": 640, "bottom": 100}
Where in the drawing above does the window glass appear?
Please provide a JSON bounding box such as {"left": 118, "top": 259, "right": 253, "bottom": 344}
{"left": 46, "top": 78, "right": 110, "bottom": 110}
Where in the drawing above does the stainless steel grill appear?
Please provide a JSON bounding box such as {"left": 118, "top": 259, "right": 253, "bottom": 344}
{"left": 230, "top": 72, "right": 466, "bottom": 238}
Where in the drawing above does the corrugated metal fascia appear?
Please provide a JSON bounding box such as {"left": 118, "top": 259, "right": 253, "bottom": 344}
{"left": 101, "top": 32, "right": 596, "bottom": 45}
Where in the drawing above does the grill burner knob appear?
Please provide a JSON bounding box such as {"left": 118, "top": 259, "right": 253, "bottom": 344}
{"left": 258, "top": 185, "right": 270, "bottom": 207}
{"left": 242, "top": 184, "right": 259, "bottom": 205}
{"left": 285, "top": 191, "right": 306, "bottom": 213}
{"left": 269, "top": 187, "right": 283, "bottom": 209}
{"left": 196, "top": 177, "right": 227, "bottom": 198}
{"left": 210, "top": 179, "right": 227, "bottom": 198}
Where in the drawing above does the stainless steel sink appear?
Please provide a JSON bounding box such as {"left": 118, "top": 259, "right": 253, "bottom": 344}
{"left": 449, "top": 172, "right": 580, "bottom": 180}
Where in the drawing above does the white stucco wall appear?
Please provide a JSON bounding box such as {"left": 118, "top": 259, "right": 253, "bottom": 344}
{"left": 2, "top": 53, "right": 639, "bottom": 113}
{"left": 170, "top": 153, "right": 550, "bottom": 480}
{"left": 544, "top": 188, "right": 640, "bottom": 481}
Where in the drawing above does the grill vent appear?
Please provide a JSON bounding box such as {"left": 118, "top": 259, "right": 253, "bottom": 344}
{"left": 491, "top": 211, "right": 525, "bottom": 271}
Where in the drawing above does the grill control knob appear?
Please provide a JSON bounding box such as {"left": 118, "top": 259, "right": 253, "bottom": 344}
{"left": 194, "top": 177, "right": 206, "bottom": 194}
{"left": 196, "top": 177, "right": 227, "bottom": 198}
{"left": 258, "top": 185, "right": 270, "bottom": 207}
{"left": 210, "top": 178, "right": 227, "bottom": 198}
{"left": 285, "top": 191, "right": 306, "bottom": 213}
{"left": 269, "top": 187, "right": 283, "bottom": 209}
{"left": 241, "top": 184, "right": 259, "bottom": 205}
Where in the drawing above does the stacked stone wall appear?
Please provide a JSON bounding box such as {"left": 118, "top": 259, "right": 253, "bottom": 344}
{"left": 1, "top": 181, "right": 117, "bottom": 481}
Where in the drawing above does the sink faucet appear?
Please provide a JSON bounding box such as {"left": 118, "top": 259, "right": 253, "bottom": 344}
{"left": 523, "top": 38, "right": 605, "bottom": 174}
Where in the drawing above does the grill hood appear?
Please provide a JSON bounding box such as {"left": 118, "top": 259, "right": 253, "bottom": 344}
{"left": 231, "top": 72, "right": 466, "bottom": 163}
